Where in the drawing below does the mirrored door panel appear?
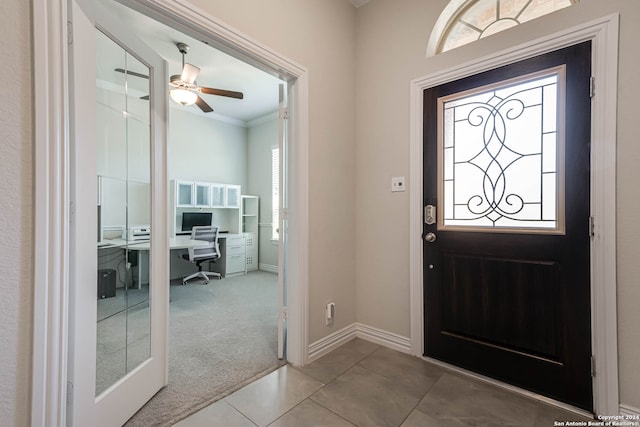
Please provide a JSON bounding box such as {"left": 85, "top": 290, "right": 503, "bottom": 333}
{"left": 95, "top": 29, "right": 151, "bottom": 396}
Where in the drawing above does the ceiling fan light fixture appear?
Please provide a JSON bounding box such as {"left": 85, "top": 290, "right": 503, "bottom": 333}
{"left": 170, "top": 88, "right": 197, "bottom": 106}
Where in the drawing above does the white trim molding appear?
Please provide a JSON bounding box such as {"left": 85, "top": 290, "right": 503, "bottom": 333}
{"left": 308, "top": 323, "right": 359, "bottom": 362}
{"left": 355, "top": 323, "right": 412, "bottom": 355}
{"left": 32, "top": 0, "right": 71, "bottom": 426}
{"left": 259, "top": 263, "right": 279, "bottom": 274}
{"left": 248, "top": 111, "right": 279, "bottom": 128}
{"left": 308, "top": 323, "right": 411, "bottom": 362}
{"left": 620, "top": 404, "right": 640, "bottom": 417}
{"left": 410, "top": 14, "right": 620, "bottom": 416}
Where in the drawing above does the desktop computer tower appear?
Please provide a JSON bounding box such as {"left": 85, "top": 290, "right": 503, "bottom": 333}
{"left": 97, "top": 269, "right": 116, "bottom": 299}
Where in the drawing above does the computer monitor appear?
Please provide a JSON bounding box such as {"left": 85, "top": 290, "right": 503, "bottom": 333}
{"left": 181, "top": 212, "right": 212, "bottom": 232}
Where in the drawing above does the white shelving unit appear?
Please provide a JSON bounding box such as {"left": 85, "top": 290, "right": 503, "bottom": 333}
{"left": 210, "top": 183, "right": 226, "bottom": 208}
{"left": 226, "top": 185, "right": 242, "bottom": 209}
{"left": 241, "top": 195, "right": 259, "bottom": 271}
{"left": 194, "top": 182, "right": 211, "bottom": 207}
{"left": 170, "top": 180, "right": 243, "bottom": 237}
{"left": 172, "top": 180, "right": 241, "bottom": 209}
{"left": 175, "top": 180, "right": 194, "bottom": 207}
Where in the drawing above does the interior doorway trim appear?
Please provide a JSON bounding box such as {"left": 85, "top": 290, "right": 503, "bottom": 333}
{"left": 118, "top": 0, "right": 310, "bottom": 365}
{"left": 31, "top": 0, "right": 309, "bottom": 425}
{"left": 409, "top": 14, "right": 619, "bottom": 415}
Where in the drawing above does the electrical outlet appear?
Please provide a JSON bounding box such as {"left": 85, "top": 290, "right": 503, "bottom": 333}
{"left": 326, "top": 302, "right": 335, "bottom": 326}
{"left": 391, "top": 176, "right": 406, "bottom": 192}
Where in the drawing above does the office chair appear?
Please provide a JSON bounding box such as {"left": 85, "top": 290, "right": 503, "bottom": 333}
{"left": 182, "top": 225, "right": 222, "bottom": 284}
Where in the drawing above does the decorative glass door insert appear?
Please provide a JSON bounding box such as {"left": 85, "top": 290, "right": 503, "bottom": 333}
{"left": 437, "top": 66, "right": 566, "bottom": 233}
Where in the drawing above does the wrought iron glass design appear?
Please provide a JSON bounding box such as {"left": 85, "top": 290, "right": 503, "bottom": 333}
{"left": 438, "top": 67, "right": 565, "bottom": 232}
{"left": 438, "top": 0, "right": 576, "bottom": 54}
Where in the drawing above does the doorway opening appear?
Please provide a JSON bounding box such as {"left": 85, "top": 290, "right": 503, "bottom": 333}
{"left": 94, "top": 1, "right": 288, "bottom": 423}
{"left": 32, "top": 0, "right": 309, "bottom": 423}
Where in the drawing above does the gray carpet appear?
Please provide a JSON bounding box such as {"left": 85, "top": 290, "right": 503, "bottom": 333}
{"left": 123, "top": 270, "right": 283, "bottom": 426}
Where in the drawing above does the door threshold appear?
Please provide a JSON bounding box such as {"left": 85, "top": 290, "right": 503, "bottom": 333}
{"left": 420, "top": 355, "right": 594, "bottom": 419}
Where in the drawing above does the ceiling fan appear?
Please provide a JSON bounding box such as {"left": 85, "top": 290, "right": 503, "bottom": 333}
{"left": 115, "top": 42, "right": 244, "bottom": 113}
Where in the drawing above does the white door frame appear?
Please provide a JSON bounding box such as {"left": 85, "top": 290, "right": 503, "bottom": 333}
{"left": 31, "top": 1, "right": 309, "bottom": 425}
{"left": 409, "top": 15, "right": 620, "bottom": 416}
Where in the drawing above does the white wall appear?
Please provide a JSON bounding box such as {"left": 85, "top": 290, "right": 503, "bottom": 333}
{"left": 169, "top": 108, "right": 248, "bottom": 187}
{"left": 0, "top": 0, "right": 32, "bottom": 425}
{"left": 247, "top": 115, "right": 279, "bottom": 270}
{"left": 354, "top": 0, "right": 640, "bottom": 410}
{"left": 186, "top": 0, "right": 358, "bottom": 342}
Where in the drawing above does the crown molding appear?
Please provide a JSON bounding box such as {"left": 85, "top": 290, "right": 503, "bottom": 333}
{"left": 247, "top": 110, "right": 278, "bottom": 127}
{"left": 351, "top": 0, "right": 371, "bottom": 8}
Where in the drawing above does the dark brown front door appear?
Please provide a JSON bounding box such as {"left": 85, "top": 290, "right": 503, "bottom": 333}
{"left": 423, "top": 41, "right": 593, "bottom": 411}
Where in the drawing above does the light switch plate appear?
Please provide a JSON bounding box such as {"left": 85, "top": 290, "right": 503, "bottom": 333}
{"left": 391, "top": 176, "right": 406, "bottom": 192}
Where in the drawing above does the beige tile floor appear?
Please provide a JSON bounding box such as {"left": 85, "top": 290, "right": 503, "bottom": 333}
{"left": 174, "top": 339, "right": 593, "bottom": 427}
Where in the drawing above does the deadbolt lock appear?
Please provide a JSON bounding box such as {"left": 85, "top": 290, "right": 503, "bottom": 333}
{"left": 424, "top": 205, "right": 436, "bottom": 225}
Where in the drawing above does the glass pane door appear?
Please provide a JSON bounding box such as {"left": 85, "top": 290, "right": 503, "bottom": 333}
{"left": 68, "top": 0, "right": 168, "bottom": 424}
{"left": 95, "top": 29, "right": 152, "bottom": 396}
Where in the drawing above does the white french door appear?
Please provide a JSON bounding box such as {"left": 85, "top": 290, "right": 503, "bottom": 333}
{"left": 67, "top": 0, "right": 169, "bottom": 425}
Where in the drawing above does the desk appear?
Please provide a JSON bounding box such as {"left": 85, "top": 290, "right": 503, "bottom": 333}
{"left": 98, "top": 234, "right": 244, "bottom": 286}
{"left": 98, "top": 236, "right": 209, "bottom": 250}
{"left": 98, "top": 236, "right": 210, "bottom": 288}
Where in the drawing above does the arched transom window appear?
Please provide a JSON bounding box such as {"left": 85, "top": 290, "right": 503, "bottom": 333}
{"left": 428, "top": 0, "right": 579, "bottom": 56}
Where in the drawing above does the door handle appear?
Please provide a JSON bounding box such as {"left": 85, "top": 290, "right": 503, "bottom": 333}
{"left": 424, "top": 232, "right": 437, "bottom": 243}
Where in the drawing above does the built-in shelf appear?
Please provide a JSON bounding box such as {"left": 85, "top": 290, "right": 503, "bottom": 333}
{"left": 241, "top": 195, "right": 259, "bottom": 271}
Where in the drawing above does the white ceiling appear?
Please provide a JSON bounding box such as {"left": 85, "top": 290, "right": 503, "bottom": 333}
{"left": 96, "top": 0, "right": 284, "bottom": 123}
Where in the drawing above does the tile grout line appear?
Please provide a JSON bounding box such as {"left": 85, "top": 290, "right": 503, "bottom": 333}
{"left": 223, "top": 397, "right": 260, "bottom": 426}
{"left": 262, "top": 370, "right": 330, "bottom": 427}
{"left": 307, "top": 393, "right": 359, "bottom": 426}
{"left": 395, "top": 372, "right": 445, "bottom": 427}
{"left": 291, "top": 346, "right": 381, "bottom": 427}
{"left": 303, "top": 356, "right": 359, "bottom": 426}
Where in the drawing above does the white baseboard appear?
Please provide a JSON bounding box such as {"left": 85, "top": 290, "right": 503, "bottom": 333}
{"left": 354, "top": 323, "right": 412, "bottom": 355}
{"left": 307, "top": 322, "right": 411, "bottom": 363}
{"left": 620, "top": 404, "right": 640, "bottom": 416}
{"left": 259, "top": 263, "right": 278, "bottom": 274}
{"left": 308, "top": 323, "right": 359, "bottom": 362}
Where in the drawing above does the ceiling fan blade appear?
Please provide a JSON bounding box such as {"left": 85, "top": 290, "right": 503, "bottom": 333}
{"left": 195, "top": 95, "right": 213, "bottom": 113}
{"left": 114, "top": 68, "right": 149, "bottom": 79}
{"left": 198, "top": 87, "right": 244, "bottom": 99}
{"left": 140, "top": 95, "right": 150, "bottom": 100}
{"left": 181, "top": 63, "right": 200, "bottom": 85}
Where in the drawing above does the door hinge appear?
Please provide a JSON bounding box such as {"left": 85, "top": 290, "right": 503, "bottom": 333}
{"left": 590, "top": 76, "right": 595, "bottom": 98}
{"left": 589, "top": 216, "right": 595, "bottom": 238}
{"left": 279, "top": 108, "right": 288, "bottom": 120}
{"left": 67, "top": 21, "right": 73, "bottom": 45}
{"left": 281, "top": 208, "right": 289, "bottom": 220}
{"left": 280, "top": 306, "right": 287, "bottom": 320}
{"left": 591, "top": 355, "right": 596, "bottom": 377}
